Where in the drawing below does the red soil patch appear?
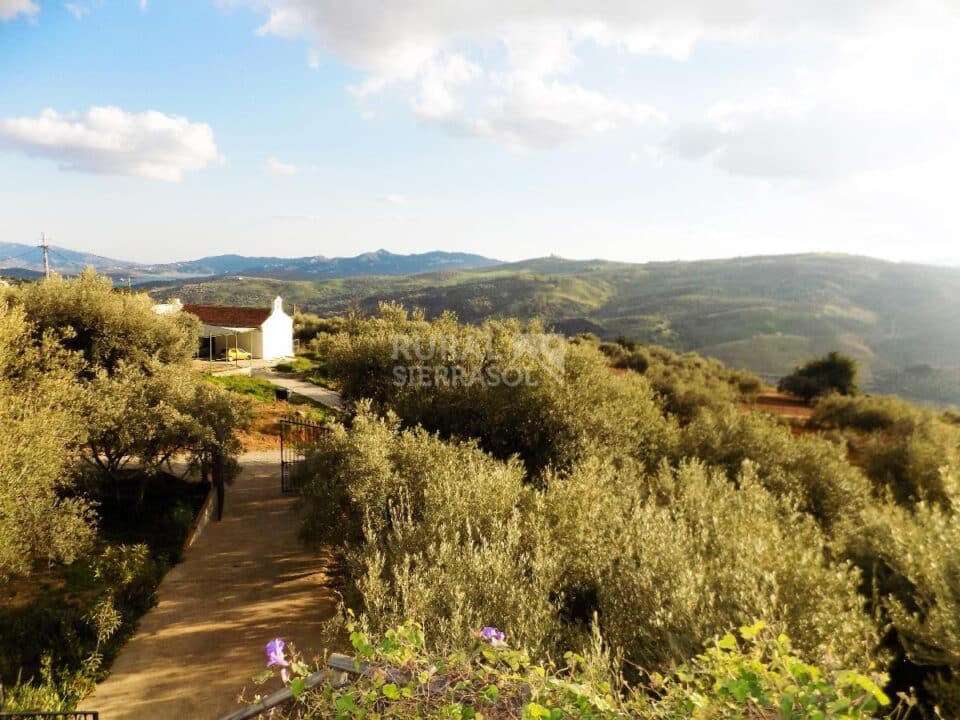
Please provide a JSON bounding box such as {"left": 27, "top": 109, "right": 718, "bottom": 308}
{"left": 744, "top": 392, "right": 814, "bottom": 420}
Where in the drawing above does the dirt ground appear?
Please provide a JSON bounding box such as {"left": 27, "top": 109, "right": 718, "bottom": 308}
{"left": 89, "top": 452, "right": 340, "bottom": 720}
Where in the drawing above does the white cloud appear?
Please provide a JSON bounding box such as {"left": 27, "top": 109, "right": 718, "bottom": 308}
{"left": 264, "top": 156, "right": 298, "bottom": 176}
{"left": 472, "top": 75, "right": 663, "bottom": 148}
{"left": 412, "top": 54, "right": 482, "bottom": 121}
{"left": 359, "top": 110, "right": 376, "bottom": 121}
{"left": 0, "top": 0, "right": 38, "bottom": 20}
{"left": 139, "top": 0, "right": 147, "bottom": 10}
{"left": 374, "top": 194, "right": 407, "bottom": 206}
{"left": 0, "top": 106, "right": 222, "bottom": 182}
{"left": 246, "top": 1, "right": 904, "bottom": 76}
{"left": 242, "top": 0, "right": 949, "bottom": 150}
{"left": 661, "top": 7, "right": 960, "bottom": 179}
{"left": 64, "top": 2, "right": 91, "bottom": 19}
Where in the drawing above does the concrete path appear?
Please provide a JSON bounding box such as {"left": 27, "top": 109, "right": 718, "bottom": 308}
{"left": 253, "top": 369, "right": 343, "bottom": 411}
{"left": 90, "top": 452, "right": 339, "bottom": 720}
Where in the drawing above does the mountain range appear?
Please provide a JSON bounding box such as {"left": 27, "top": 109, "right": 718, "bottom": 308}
{"left": 0, "top": 243, "right": 500, "bottom": 281}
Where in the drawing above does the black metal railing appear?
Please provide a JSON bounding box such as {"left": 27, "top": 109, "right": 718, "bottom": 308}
{"left": 279, "top": 418, "right": 328, "bottom": 493}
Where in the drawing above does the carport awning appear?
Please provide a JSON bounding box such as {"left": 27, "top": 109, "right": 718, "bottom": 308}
{"left": 199, "top": 323, "right": 258, "bottom": 337}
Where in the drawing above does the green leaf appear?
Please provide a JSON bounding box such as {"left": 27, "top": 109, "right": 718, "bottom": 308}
{"left": 739, "top": 621, "right": 766, "bottom": 640}
{"left": 290, "top": 677, "right": 306, "bottom": 699}
{"left": 251, "top": 669, "right": 273, "bottom": 684}
{"left": 717, "top": 633, "right": 738, "bottom": 651}
{"left": 523, "top": 703, "right": 552, "bottom": 719}
{"left": 381, "top": 683, "right": 402, "bottom": 700}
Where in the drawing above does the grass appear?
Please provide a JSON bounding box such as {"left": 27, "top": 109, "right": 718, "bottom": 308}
{"left": 205, "top": 373, "right": 279, "bottom": 403}
{"left": 205, "top": 370, "right": 335, "bottom": 424}
{"left": 274, "top": 356, "right": 315, "bottom": 373}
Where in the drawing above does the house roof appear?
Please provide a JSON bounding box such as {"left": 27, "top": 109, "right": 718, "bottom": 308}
{"left": 182, "top": 303, "right": 271, "bottom": 329}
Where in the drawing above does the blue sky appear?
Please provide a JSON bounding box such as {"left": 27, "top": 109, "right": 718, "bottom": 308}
{"left": 1, "top": 0, "right": 958, "bottom": 265}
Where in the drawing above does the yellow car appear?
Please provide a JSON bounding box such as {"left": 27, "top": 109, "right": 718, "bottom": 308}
{"left": 223, "top": 348, "right": 253, "bottom": 361}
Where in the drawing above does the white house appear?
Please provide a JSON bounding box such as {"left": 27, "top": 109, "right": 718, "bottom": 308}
{"left": 153, "top": 296, "right": 294, "bottom": 361}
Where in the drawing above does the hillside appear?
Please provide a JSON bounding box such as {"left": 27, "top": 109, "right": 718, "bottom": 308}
{"left": 144, "top": 253, "right": 960, "bottom": 406}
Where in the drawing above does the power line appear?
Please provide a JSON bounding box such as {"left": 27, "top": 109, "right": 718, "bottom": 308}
{"left": 0, "top": 245, "right": 43, "bottom": 265}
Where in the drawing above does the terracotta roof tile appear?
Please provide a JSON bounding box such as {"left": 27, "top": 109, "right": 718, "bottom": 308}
{"left": 182, "top": 304, "right": 270, "bottom": 328}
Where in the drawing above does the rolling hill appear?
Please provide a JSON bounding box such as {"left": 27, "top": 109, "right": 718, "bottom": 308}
{"left": 143, "top": 253, "right": 960, "bottom": 406}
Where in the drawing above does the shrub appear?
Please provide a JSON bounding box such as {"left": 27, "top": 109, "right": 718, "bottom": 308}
{"left": 862, "top": 423, "right": 958, "bottom": 508}
{"left": 813, "top": 393, "right": 916, "bottom": 432}
{"left": 300, "top": 406, "right": 560, "bottom": 652}
{"left": 544, "top": 458, "right": 878, "bottom": 670}
{"left": 679, "top": 407, "right": 873, "bottom": 529}
{"left": 840, "top": 502, "right": 960, "bottom": 714}
{"left": 0, "top": 544, "right": 159, "bottom": 700}
{"left": 14, "top": 269, "right": 199, "bottom": 375}
{"left": 611, "top": 347, "right": 649, "bottom": 373}
{"left": 812, "top": 393, "right": 960, "bottom": 508}
{"left": 300, "top": 409, "right": 879, "bottom": 676}
{"left": 606, "top": 343, "right": 764, "bottom": 421}
{"left": 779, "top": 351, "right": 860, "bottom": 400}
{"left": 315, "top": 305, "right": 677, "bottom": 476}
{"left": 259, "top": 620, "right": 892, "bottom": 720}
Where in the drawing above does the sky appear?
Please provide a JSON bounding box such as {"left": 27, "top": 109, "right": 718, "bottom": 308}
{"left": 0, "top": 0, "right": 958, "bottom": 265}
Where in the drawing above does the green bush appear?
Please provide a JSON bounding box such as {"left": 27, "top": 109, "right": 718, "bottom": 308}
{"left": 813, "top": 393, "right": 917, "bottom": 432}
{"left": 840, "top": 502, "right": 960, "bottom": 714}
{"left": 812, "top": 394, "right": 960, "bottom": 508}
{"left": 304, "top": 308, "right": 960, "bottom": 713}
{"left": 604, "top": 342, "right": 763, "bottom": 421}
{"left": 544, "top": 458, "right": 878, "bottom": 670}
{"left": 779, "top": 351, "right": 860, "bottom": 401}
{"left": 259, "top": 620, "right": 892, "bottom": 720}
{"left": 16, "top": 269, "right": 199, "bottom": 375}
{"left": 300, "top": 408, "right": 879, "bottom": 676}
{"left": 315, "top": 304, "right": 676, "bottom": 476}
{"left": 678, "top": 407, "right": 872, "bottom": 529}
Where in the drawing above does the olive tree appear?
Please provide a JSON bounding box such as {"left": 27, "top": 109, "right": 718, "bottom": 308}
{"left": 16, "top": 269, "right": 199, "bottom": 375}
{"left": 0, "top": 305, "right": 96, "bottom": 579}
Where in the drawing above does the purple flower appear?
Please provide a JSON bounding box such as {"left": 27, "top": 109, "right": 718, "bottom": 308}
{"left": 266, "top": 638, "right": 291, "bottom": 683}
{"left": 266, "top": 638, "right": 289, "bottom": 668}
{"left": 480, "top": 627, "right": 506, "bottom": 645}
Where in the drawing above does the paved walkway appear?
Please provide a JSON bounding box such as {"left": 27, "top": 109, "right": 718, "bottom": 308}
{"left": 253, "top": 369, "right": 343, "bottom": 410}
{"left": 90, "top": 452, "right": 339, "bottom": 720}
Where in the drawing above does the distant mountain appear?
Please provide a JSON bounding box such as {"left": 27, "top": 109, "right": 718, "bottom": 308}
{"left": 146, "top": 249, "right": 501, "bottom": 278}
{"left": 0, "top": 244, "right": 502, "bottom": 281}
{"left": 143, "top": 253, "right": 960, "bottom": 407}
{"left": 0, "top": 242, "right": 138, "bottom": 276}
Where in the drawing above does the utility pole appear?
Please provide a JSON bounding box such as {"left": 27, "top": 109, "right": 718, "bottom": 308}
{"left": 39, "top": 233, "right": 50, "bottom": 279}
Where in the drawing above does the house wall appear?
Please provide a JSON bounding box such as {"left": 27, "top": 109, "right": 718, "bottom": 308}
{"left": 260, "top": 297, "right": 294, "bottom": 359}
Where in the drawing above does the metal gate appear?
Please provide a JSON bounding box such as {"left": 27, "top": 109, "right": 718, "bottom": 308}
{"left": 279, "top": 418, "right": 327, "bottom": 493}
